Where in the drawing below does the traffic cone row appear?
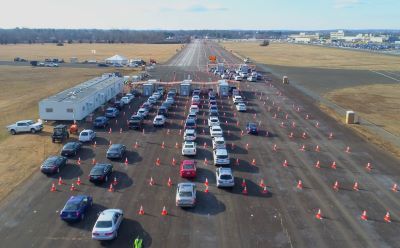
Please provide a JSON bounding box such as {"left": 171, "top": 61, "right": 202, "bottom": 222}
{"left": 156, "top": 158, "right": 160, "bottom": 166}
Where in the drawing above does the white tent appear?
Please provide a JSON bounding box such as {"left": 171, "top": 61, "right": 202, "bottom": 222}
{"left": 105, "top": 54, "right": 129, "bottom": 65}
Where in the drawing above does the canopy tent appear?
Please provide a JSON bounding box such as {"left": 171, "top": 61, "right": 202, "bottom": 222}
{"left": 105, "top": 54, "right": 129, "bottom": 65}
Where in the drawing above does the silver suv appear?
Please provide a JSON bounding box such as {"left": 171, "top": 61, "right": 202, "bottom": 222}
{"left": 176, "top": 183, "right": 196, "bottom": 207}
{"left": 216, "top": 167, "right": 234, "bottom": 188}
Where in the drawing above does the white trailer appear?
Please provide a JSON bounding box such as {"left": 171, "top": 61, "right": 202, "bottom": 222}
{"left": 39, "top": 73, "right": 124, "bottom": 121}
{"left": 180, "top": 82, "right": 191, "bottom": 96}
{"left": 142, "top": 83, "right": 154, "bottom": 96}
{"left": 217, "top": 80, "right": 230, "bottom": 97}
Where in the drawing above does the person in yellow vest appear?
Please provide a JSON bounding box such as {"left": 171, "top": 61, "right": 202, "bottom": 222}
{"left": 134, "top": 236, "right": 143, "bottom": 248}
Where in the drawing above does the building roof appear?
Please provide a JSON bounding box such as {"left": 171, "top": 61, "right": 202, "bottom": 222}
{"left": 105, "top": 54, "right": 128, "bottom": 61}
{"left": 40, "top": 74, "right": 123, "bottom": 104}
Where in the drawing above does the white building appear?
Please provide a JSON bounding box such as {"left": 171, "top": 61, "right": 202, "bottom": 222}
{"left": 39, "top": 73, "right": 124, "bottom": 121}
{"left": 289, "top": 32, "right": 320, "bottom": 43}
{"left": 105, "top": 54, "right": 129, "bottom": 65}
{"left": 330, "top": 30, "right": 345, "bottom": 40}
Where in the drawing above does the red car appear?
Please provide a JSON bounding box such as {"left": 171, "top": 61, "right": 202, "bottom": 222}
{"left": 180, "top": 160, "right": 197, "bottom": 178}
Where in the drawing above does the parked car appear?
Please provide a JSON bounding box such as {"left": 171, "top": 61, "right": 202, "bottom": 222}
{"left": 187, "top": 113, "right": 197, "bottom": 121}
{"left": 210, "top": 125, "right": 223, "bottom": 137}
{"left": 61, "top": 141, "right": 82, "bottom": 157}
{"left": 216, "top": 167, "right": 234, "bottom": 187}
{"left": 184, "top": 129, "right": 197, "bottom": 141}
{"left": 157, "top": 106, "right": 168, "bottom": 117}
{"left": 128, "top": 115, "right": 143, "bottom": 129}
{"left": 209, "top": 99, "right": 217, "bottom": 106}
{"left": 137, "top": 108, "right": 149, "bottom": 118}
{"left": 192, "top": 89, "right": 201, "bottom": 96}
{"left": 40, "top": 156, "right": 67, "bottom": 174}
{"left": 106, "top": 144, "right": 126, "bottom": 159}
{"left": 209, "top": 105, "right": 218, "bottom": 114}
{"left": 141, "top": 102, "right": 152, "bottom": 111}
{"left": 93, "top": 116, "right": 109, "bottom": 128}
{"left": 7, "top": 119, "right": 43, "bottom": 135}
{"left": 89, "top": 163, "right": 113, "bottom": 183}
{"left": 153, "top": 115, "right": 166, "bottom": 127}
{"left": 212, "top": 136, "right": 226, "bottom": 150}
{"left": 234, "top": 75, "right": 242, "bottom": 81}
{"left": 92, "top": 209, "right": 124, "bottom": 240}
{"left": 60, "top": 195, "right": 93, "bottom": 222}
{"left": 246, "top": 122, "right": 258, "bottom": 135}
{"left": 120, "top": 96, "right": 131, "bottom": 105}
{"left": 233, "top": 95, "right": 243, "bottom": 104}
{"left": 113, "top": 100, "right": 124, "bottom": 110}
{"left": 208, "top": 116, "right": 220, "bottom": 127}
{"left": 236, "top": 102, "right": 247, "bottom": 112}
{"left": 182, "top": 141, "right": 197, "bottom": 156}
{"left": 166, "top": 97, "right": 174, "bottom": 105}
{"left": 184, "top": 118, "right": 196, "bottom": 130}
{"left": 213, "top": 148, "right": 230, "bottom": 166}
{"left": 179, "top": 160, "right": 197, "bottom": 178}
{"left": 147, "top": 96, "right": 157, "bottom": 104}
{"left": 189, "top": 105, "right": 199, "bottom": 114}
{"left": 79, "top": 129, "right": 96, "bottom": 142}
{"left": 105, "top": 107, "right": 119, "bottom": 118}
{"left": 247, "top": 76, "right": 257, "bottom": 82}
{"left": 152, "top": 92, "right": 161, "bottom": 100}
{"left": 51, "top": 124, "right": 69, "bottom": 143}
{"left": 176, "top": 183, "right": 196, "bottom": 207}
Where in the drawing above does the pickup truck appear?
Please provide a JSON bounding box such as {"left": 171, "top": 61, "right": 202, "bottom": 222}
{"left": 7, "top": 120, "right": 43, "bottom": 135}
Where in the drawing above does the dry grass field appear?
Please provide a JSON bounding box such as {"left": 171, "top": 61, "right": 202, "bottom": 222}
{"left": 0, "top": 66, "right": 138, "bottom": 200}
{"left": 0, "top": 43, "right": 182, "bottom": 63}
{"left": 223, "top": 41, "right": 400, "bottom": 71}
{"left": 325, "top": 84, "right": 400, "bottom": 137}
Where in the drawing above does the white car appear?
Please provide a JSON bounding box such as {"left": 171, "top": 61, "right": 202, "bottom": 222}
{"left": 153, "top": 115, "right": 166, "bottom": 126}
{"left": 176, "top": 183, "right": 196, "bottom": 207}
{"left": 216, "top": 167, "right": 234, "bottom": 187}
{"left": 148, "top": 96, "right": 157, "bottom": 104}
{"left": 208, "top": 116, "right": 220, "bottom": 127}
{"left": 187, "top": 113, "right": 197, "bottom": 121}
{"left": 182, "top": 141, "right": 197, "bottom": 156}
{"left": 233, "top": 95, "right": 243, "bottom": 104}
{"left": 212, "top": 136, "right": 226, "bottom": 149}
{"left": 213, "top": 148, "right": 230, "bottom": 166}
{"left": 210, "top": 126, "right": 223, "bottom": 137}
{"left": 236, "top": 102, "right": 247, "bottom": 112}
{"left": 137, "top": 108, "right": 149, "bottom": 118}
{"left": 120, "top": 96, "right": 131, "bottom": 105}
{"left": 166, "top": 97, "right": 174, "bottom": 104}
{"left": 152, "top": 92, "right": 161, "bottom": 99}
{"left": 190, "top": 105, "right": 199, "bottom": 114}
{"left": 78, "top": 129, "right": 96, "bottom": 142}
{"left": 125, "top": 93, "right": 134, "bottom": 100}
{"left": 92, "top": 209, "right": 124, "bottom": 240}
{"left": 7, "top": 119, "right": 43, "bottom": 135}
{"left": 247, "top": 76, "right": 257, "bottom": 82}
{"left": 234, "top": 75, "right": 242, "bottom": 81}
{"left": 184, "top": 129, "right": 197, "bottom": 141}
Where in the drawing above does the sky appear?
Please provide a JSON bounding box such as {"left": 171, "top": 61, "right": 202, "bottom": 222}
{"left": 0, "top": 0, "right": 399, "bottom": 30}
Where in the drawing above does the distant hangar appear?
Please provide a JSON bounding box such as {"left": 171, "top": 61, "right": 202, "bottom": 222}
{"left": 39, "top": 73, "right": 124, "bottom": 121}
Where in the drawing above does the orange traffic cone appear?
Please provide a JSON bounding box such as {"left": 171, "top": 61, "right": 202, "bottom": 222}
{"left": 108, "top": 127, "right": 112, "bottom": 134}
{"left": 175, "top": 142, "right": 179, "bottom": 149}
{"left": 289, "top": 132, "right": 294, "bottom": 138}
{"left": 149, "top": 177, "right": 155, "bottom": 186}
{"left": 282, "top": 159, "right": 288, "bottom": 167}
{"left": 70, "top": 183, "right": 76, "bottom": 191}
{"left": 138, "top": 205, "right": 145, "bottom": 215}
{"left": 204, "top": 185, "right": 209, "bottom": 193}
{"left": 161, "top": 206, "right": 168, "bottom": 216}
{"left": 272, "top": 144, "right": 278, "bottom": 151}
{"left": 77, "top": 157, "right": 81, "bottom": 165}
{"left": 92, "top": 158, "right": 96, "bottom": 165}
{"left": 259, "top": 179, "right": 265, "bottom": 188}
{"left": 124, "top": 157, "right": 128, "bottom": 166}
{"left": 109, "top": 140, "right": 112, "bottom": 146}
{"left": 161, "top": 141, "right": 165, "bottom": 149}
{"left": 231, "top": 143, "right": 235, "bottom": 150}
{"left": 241, "top": 179, "right": 247, "bottom": 187}
{"left": 167, "top": 177, "right": 172, "bottom": 187}
{"left": 134, "top": 141, "right": 139, "bottom": 149}
{"left": 58, "top": 176, "right": 63, "bottom": 185}
{"left": 76, "top": 177, "right": 81, "bottom": 186}
{"left": 315, "top": 209, "right": 323, "bottom": 220}
{"left": 333, "top": 180, "right": 339, "bottom": 191}
{"left": 299, "top": 144, "right": 306, "bottom": 151}
{"left": 242, "top": 186, "right": 248, "bottom": 195}
{"left": 384, "top": 211, "right": 391, "bottom": 223}
{"left": 203, "top": 158, "right": 208, "bottom": 166}
{"left": 353, "top": 182, "right": 359, "bottom": 191}
{"left": 179, "top": 129, "right": 182, "bottom": 135}
{"left": 331, "top": 161, "right": 337, "bottom": 169}
{"left": 315, "top": 160, "right": 321, "bottom": 169}
{"left": 119, "top": 128, "right": 123, "bottom": 134}
{"left": 203, "top": 142, "right": 207, "bottom": 149}
{"left": 315, "top": 145, "right": 320, "bottom": 152}
{"left": 172, "top": 157, "right": 176, "bottom": 166}
{"left": 204, "top": 178, "right": 209, "bottom": 186}
{"left": 262, "top": 186, "right": 268, "bottom": 194}
{"left": 235, "top": 158, "right": 240, "bottom": 166}
{"left": 93, "top": 141, "right": 97, "bottom": 148}
{"left": 108, "top": 183, "right": 114, "bottom": 192}
{"left": 391, "top": 183, "right": 398, "bottom": 192}
{"left": 365, "top": 162, "right": 372, "bottom": 172}
{"left": 361, "top": 210, "right": 368, "bottom": 221}
{"left": 345, "top": 146, "right": 351, "bottom": 153}
{"left": 50, "top": 183, "right": 57, "bottom": 192}
{"left": 297, "top": 180, "right": 303, "bottom": 189}
{"left": 251, "top": 159, "right": 256, "bottom": 166}
{"left": 113, "top": 176, "right": 118, "bottom": 186}
{"left": 328, "top": 132, "right": 333, "bottom": 139}
{"left": 156, "top": 158, "right": 160, "bottom": 166}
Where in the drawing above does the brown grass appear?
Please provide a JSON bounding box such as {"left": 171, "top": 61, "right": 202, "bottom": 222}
{"left": 223, "top": 41, "right": 400, "bottom": 71}
{"left": 0, "top": 66, "right": 138, "bottom": 200}
{"left": 0, "top": 43, "right": 182, "bottom": 63}
{"left": 325, "top": 84, "right": 400, "bottom": 137}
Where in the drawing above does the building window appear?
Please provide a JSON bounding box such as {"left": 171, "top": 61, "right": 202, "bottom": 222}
{"left": 82, "top": 106, "right": 85, "bottom": 111}
{"left": 46, "top": 108, "right": 53, "bottom": 112}
{"left": 66, "top": 108, "right": 73, "bottom": 113}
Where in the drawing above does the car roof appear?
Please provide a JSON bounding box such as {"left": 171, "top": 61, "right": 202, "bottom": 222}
{"left": 213, "top": 136, "right": 225, "bottom": 141}
{"left": 215, "top": 148, "right": 228, "bottom": 155}
{"left": 178, "top": 183, "right": 195, "bottom": 191}
{"left": 218, "top": 167, "right": 232, "bottom": 174}
{"left": 18, "top": 120, "right": 34, "bottom": 123}
{"left": 210, "top": 116, "right": 218, "bottom": 120}
{"left": 212, "top": 125, "right": 222, "bottom": 129}
{"left": 155, "top": 115, "right": 164, "bottom": 118}
{"left": 68, "top": 195, "right": 88, "bottom": 203}
{"left": 185, "top": 129, "right": 195, "bottom": 134}
{"left": 97, "top": 209, "right": 121, "bottom": 221}
{"left": 94, "top": 163, "right": 111, "bottom": 168}
{"left": 182, "top": 160, "right": 195, "bottom": 165}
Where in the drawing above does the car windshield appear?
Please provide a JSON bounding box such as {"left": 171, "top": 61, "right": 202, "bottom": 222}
{"left": 44, "top": 157, "right": 58, "bottom": 165}
{"left": 95, "top": 221, "right": 112, "bottom": 228}
{"left": 213, "top": 128, "right": 221, "bottom": 132}
{"left": 64, "top": 202, "right": 80, "bottom": 211}
{"left": 186, "top": 121, "right": 195, "bottom": 126}
{"left": 216, "top": 141, "right": 224, "bottom": 145}
{"left": 106, "top": 109, "right": 114, "bottom": 113}
{"left": 131, "top": 116, "right": 141, "bottom": 121}
{"left": 185, "top": 144, "right": 194, "bottom": 148}
{"left": 186, "top": 133, "right": 194, "bottom": 137}
{"left": 249, "top": 123, "right": 257, "bottom": 128}
{"left": 63, "top": 143, "right": 75, "bottom": 149}
{"left": 95, "top": 118, "right": 103, "bottom": 122}
{"left": 183, "top": 164, "right": 194, "bottom": 170}
{"left": 220, "top": 175, "right": 232, "bottom": 180}
{"left": 91, "top": 167, "right": 105, "bottom": 175}
{"left": 54, "top": 128, "right": 64, "bottom": 134}
{"left": 26, "top": 121, "right": 34, "bottom": 125}
{"left": 217, "top": 155, "right": 228, "bottom": 159}
{"left": 81, "top": 132, "right": 88, "bottom": 136}
{"left": 179, "top": 191, "right": 193, "bottom": 197}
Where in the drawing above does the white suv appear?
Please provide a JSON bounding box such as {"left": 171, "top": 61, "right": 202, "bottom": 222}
{"left": 184, "top": 129, "right": 197, "bottom": 141}
{"left": 92, "top": 209, "right": 124, "bottom": 240}
{"left": 208, "top": 116, "right": 220, "bottom": 127}
{"left": 212, "top": 136, "right": 226, "bottom": 149}
{"left": 176, "top": 183, "right": 196, "bottom": 207}
{"left": 213, "top": 148, "right": 230, "bottom": 166}
{"left": 216, "top": 167, "right": 234, "bottom": 187}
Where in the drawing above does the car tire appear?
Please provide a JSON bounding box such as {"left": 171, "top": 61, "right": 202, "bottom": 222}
{"left": 81, "top": 213, "right": 85, "bottom": 221}
{"left": 31, "top": 128, "right": 36, "bottom": 134}
{"left": 114, "top": 231, "right": 118, "bottom": 238}
{"left": 10, "top": 129, "right": 16, "bottom": 135}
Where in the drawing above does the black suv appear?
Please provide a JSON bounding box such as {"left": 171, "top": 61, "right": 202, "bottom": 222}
{"left": 52, "top": 124, "right": 69, "bottom": 143}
